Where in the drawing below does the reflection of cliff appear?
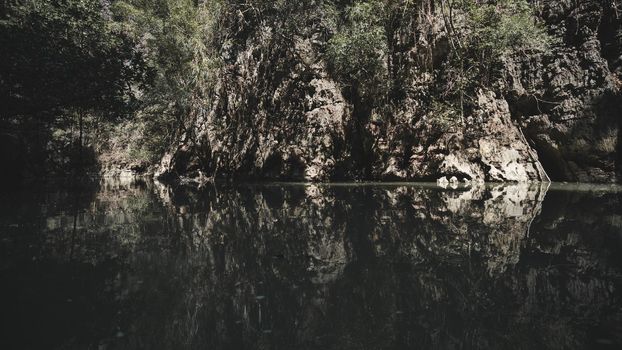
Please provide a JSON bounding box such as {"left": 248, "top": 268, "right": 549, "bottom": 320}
{"left": 1, "top": 181, "right": 621, "bottom": 349}
{"left": 513, "top": 185, "right": 622, "bottom": 348}
{"left": 364, "top": 183, "right": 548, "bottom": 276}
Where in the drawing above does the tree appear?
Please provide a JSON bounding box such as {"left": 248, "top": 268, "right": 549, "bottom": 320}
{"left": 0, "top": 0, "right": 147, "bottom": 173}
{"left": 107, "top": 0, "right": 219, "bottom": 164}
{"left": 0, "top": 0, "right": 144, "bottom": 119}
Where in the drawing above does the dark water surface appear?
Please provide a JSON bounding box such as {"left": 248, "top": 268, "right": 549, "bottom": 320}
{"left": 1, "top": 179, "right": 621, "bottom": 349}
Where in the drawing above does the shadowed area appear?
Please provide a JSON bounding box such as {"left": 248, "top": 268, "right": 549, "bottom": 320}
{"left": 0, "top": 179, "right": 621, "bottom": 349}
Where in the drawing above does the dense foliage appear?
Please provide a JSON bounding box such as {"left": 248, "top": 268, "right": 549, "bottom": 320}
{"left": 326, "top": 1, "right": 388, "bottom": 103}
{"left": 0, "top": 0, "right": 149, "bottom": 178}
{"left": 0, "top": 0, "right": 144, "bottom": 118}
{"left": 104, "top": 0, "right": 216, "bottom": 165}
{"left": 0, "top": 0, "right": 214, "bottom": 173}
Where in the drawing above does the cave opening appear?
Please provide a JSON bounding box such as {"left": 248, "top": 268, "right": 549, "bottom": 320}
{"left": 531, "top": 140, "right": 568, "bottom": 182}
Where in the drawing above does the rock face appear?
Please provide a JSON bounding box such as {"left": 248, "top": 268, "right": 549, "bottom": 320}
{"left": 505, "top": 0, "right": 622, "bottom": 182}
{"left": 375, "top": 89, "right": 550, "bottom": 182}
{"left": 158, "top": 0, "right": 620, "bottom": 183}
{"left": 158, "top": 27, "right": 352, "bottom": 182}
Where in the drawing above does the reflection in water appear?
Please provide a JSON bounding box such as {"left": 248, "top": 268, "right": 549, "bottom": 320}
{"left": 1, "top": 180, "right": 621, "bottom": 349}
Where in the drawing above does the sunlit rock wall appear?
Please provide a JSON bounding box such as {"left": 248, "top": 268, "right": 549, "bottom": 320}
{"left": 158, "top": 1, "right": 620, "bottom": 183}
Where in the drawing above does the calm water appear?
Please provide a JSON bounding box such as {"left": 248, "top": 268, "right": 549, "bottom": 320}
{"left": 1, "top": 179, "right": 621, "bottom": 349}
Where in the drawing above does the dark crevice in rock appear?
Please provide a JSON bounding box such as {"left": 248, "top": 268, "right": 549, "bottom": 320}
{"left": 346, "top": 88, "right": 374, "bottom": 179}
{"left": 597, "top": 2, "right": 622, "bottom": 76}
{"left": 530, "top": 138, "right": 568, "bottom": 182}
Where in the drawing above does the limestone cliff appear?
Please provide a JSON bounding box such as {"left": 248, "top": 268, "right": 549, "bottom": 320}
{"left": 157, "top": 0, "right": 621, "bottom": 183}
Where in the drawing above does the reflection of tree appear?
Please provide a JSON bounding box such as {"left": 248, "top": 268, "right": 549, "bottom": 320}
{"left": 1, "top": 181, "right": 621, "bottom": 349}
